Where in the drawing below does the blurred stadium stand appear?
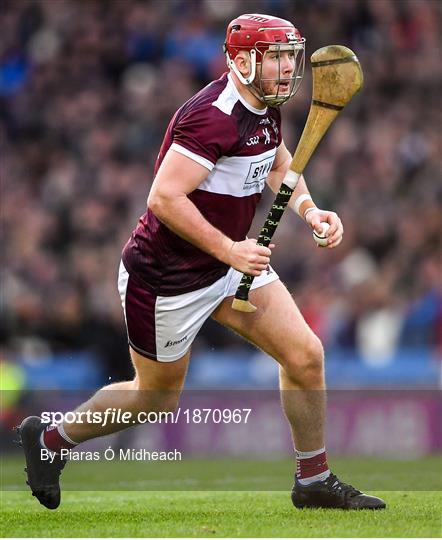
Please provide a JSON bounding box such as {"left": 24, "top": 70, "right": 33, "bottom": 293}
{"left": 1, "top": 0, "right": 441, "bottom": 391}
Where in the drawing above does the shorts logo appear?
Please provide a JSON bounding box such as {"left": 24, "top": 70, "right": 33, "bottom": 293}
{"left": 164, "top": 335, "right": 188, "bottom": 348}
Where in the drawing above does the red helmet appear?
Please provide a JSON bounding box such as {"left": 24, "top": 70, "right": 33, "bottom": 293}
{"left": 224, "top": 14, "right": 305, "bottom": 106}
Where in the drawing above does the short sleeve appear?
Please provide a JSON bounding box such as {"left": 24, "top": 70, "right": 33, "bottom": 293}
{"left": 171, "top": 105, "right": 237, "bottom": 171}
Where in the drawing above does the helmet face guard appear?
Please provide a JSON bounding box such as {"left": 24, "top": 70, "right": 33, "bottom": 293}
{"left": 224, "top": 14, "right": 306, "bottom": 107}
{"left": 253, "top": 42, "right": 305, "bottom": 107}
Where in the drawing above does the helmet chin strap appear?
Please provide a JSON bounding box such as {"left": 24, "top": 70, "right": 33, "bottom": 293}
{"left": 226, "top": 49, "right": 257, "bottom": 86}
{"left": 227, "top": 50, "right": 269, "bottom": 106}
{"left": 249, "top": 78, "right": 269, "bottom": 106}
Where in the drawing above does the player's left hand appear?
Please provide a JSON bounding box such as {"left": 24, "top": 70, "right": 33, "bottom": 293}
{"left": 305, "top": 208, "right": 344, "bottom": 248}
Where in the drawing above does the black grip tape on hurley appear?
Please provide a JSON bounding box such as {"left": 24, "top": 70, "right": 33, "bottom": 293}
{"left": 234, "top": 183, "right": 294, "bottom": 301}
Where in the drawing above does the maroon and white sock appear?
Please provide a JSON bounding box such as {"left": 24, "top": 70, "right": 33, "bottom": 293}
{"left": 41, "top": 423, "right": 78, "bottom": 454}
{"left": 296, "top": 446, "right": 330, "bottom": 485}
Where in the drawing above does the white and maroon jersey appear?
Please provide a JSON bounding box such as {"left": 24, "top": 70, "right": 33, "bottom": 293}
{"left": 123, "top": 72, "right": 282, "bottom": 295}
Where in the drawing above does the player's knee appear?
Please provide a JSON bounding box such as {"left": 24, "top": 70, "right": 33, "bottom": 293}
{"left": 302, "top": 335, "right": 324, "bottom": 380}
{"left": 157, "top": 394, "right": 181, "bottom": 414}
{"left": 284, "top": 334, "right": 324, "bottom": 385}
{"left": 135, "top": 389, "right": 181, "bottom": 415}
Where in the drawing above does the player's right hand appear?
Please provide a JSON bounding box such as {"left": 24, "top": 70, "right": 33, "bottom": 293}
{"left": 227, "top": 239, "right": 273, "bottom": 276}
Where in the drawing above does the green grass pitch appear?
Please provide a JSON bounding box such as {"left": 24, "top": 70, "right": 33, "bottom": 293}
{"left": 1, "top": 456, "right": 441, "bottom": 537}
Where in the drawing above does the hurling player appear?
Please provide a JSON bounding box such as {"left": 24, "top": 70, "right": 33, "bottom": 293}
{"left": 19, "top": 13, "right": 385, "bottom": 511}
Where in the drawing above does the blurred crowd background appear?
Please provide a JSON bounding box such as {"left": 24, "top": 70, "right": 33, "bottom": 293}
{"left": 1, "top": 0, "right": 441, "bottom": 389}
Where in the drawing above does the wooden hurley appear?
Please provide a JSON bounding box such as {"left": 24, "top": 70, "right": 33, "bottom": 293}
{"left": 232, "top": 45, "right": 364, "bottom": 313}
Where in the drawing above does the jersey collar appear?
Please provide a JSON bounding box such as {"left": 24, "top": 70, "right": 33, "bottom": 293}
{"left": 227, "top": 73, "right": 268, "bottom": 116}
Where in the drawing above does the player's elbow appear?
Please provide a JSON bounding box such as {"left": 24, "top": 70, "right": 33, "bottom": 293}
{"left": 147, "top": 190, "right": 172, "bottom": 220}
{"left": 147, "top": 191, "right": 160, "bottom": 214}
